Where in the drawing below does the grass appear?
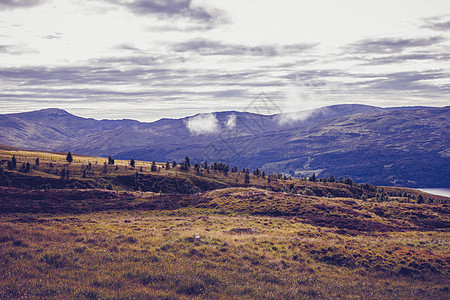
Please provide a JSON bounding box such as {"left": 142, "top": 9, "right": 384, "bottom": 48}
{"left": 0, "top": 147, "right": 449, "bottom": 299}
{"left": 0, "top": 210, "right": 448, "bottom": 299}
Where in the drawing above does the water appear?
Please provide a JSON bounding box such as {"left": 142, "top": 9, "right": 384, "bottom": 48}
{"left": 417, "top": 188, "right": 450, "bottom": 198}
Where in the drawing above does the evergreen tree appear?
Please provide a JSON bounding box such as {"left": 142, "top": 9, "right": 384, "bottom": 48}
{"left": 35, "top": 157, "right": 40, "bottom": 166}
{"left": 172, "top": 161, "right": 177, "bottom": 168}
{"left": 166, "top": 161, "right": 170, "bottom": 170}
{"left": 223, "top": 165, "right": 229, "bottom": 176}
{"left": 194, "top": 162, "right": 201, "bottom": 175}
{"left": 244, "top": 173, "right": 250, "bottom": 184}
{"left": 185, "top": 156, "right": 191, "bottom": 168}
{"left": 60, "top": 168, "right": 66, "bottom": 180}
{"left": 151, "top": 160, "right": 157, "bottom": 172}
{"left": 130, "top": 158, "right": 135, "bottom": 168}
{"left": 261, "top": 171, "right": 266, "bottom": 178}
{"left": 11, "top": 155, "right": 17, "bottom": 170}
{"left": 417, "top": 194, "right": 424, "bottom": 204}
{"left": 329, "top": 175, "right": 335, "bottom": 182}
{"left": 66, "top": 152, "right": 73, "bottom": 164}
{"left": 108, "top": 155, "right": 115, "bottom": 165}
{"left": 309, "top": 173, "right": 316, "bottom": 182}
{"left": 82, "top": 169, "right": 87, "bottom": 178}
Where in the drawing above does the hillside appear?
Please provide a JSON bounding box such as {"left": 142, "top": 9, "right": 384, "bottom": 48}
{"left": 0, "top": 105, "right": 448, "bottom": 187}
{"left": 0, "top": 148, "right": 449, "bottom": 299}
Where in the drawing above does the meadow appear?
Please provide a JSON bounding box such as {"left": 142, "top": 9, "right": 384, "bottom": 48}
{"left": 0, "top": 146, "right": 449, "bottom": 299}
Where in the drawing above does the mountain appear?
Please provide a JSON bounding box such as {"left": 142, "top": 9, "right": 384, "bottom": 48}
{"left": 0, "top": 105, "right": 448, "bottom": 187}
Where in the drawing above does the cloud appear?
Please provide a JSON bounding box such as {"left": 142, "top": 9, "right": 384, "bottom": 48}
{"left": 0, "top": 44, "right": 36, "bottom": 55}
{"left": 225, "top": 114, "right": 236, "bottom": 130}
{"left": 173, "top": 39, "right": 316, "bottom": 56}
{"left": 348, "top": 36, "right": 444, "bottom": 54}
{"left": 362, "top": 70, "right": 450, "bottom": 93}
{"left": 184, "top": 113, "right": 220, "bottom": 135}
{"left": 0, "top": 0, "right": 45, "bottom": 10}
{"left": 359, "top": 53, "right": 450, "bottom": 66}
{"left": 423, "top": 16, "right": 450, "bottom": 31}
{"left": 117, "top": 0, "right": 229, "bottom": 27}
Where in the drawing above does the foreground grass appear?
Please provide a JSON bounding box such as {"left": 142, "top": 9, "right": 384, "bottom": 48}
{"left": 1, "top": 209, "right": 449, "bottom": 299}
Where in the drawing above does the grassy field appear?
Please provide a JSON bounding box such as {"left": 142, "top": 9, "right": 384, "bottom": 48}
{"left": 0, "top": 147, "right": 449, "bottom": 299}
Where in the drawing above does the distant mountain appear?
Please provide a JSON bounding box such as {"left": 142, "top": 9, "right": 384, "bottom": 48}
{"left": 0, "top": 105, "right": 448, "bottom": 187}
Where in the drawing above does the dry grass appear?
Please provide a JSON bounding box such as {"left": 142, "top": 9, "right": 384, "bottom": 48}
{"left": 0, "top": 148, "right": 449, "bottom": 299}
{"left": 0, "top": 209, "right": 449, "bottom": 299}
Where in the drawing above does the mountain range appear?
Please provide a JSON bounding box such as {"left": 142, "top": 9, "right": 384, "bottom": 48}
{"left": 1, "top": 104, "right": 449, "bottom": 187}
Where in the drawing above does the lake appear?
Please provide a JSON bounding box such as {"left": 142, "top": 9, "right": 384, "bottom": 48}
{"left": 418, "top": 188, "right": 450, "bottom": 198}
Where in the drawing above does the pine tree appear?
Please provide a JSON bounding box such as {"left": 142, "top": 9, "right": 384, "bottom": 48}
{"left": 35, "top": 157, "right": 40, "bottom": 166}
{"left": 151, "top": 160, "right": 157, "bottom": 172}
{"left": 244, "top": 173, "right": 250, "bottom": 184}
{"left": 130, "top": 158, "right": 135, "bottom": 168}
{"left": 66, "top": 152, "right": 73, "bottom": 164}
{"left": 172, "top": 161, "right": 177, "bottom": 168}
{"left": 417, "top": 194, "right": 424, "bottom": 204}
{"left": 108, "top": 155, "right": 115, "bottom": 165}
{"left": 329, "top": 175, "right": 335, "bottom": 182}
{"left": 11, "top": 155, "right": 17, "bottom": 170}
{"left": 166, "top": 161, "right": 170, "bottom": 170}
{"left": 60, "top": 168, "right": 66, "bottom": 180}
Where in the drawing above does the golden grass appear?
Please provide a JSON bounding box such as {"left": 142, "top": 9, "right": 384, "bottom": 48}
{"left": 0, "top": 148, "right": 449, "bottom": 299}
{"left": 1, "top": 209, "right": 449, "bottom": 299}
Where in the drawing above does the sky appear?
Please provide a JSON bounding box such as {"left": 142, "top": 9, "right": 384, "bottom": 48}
{"left": 0, "top": 0, "right": 449, "bottom": 121}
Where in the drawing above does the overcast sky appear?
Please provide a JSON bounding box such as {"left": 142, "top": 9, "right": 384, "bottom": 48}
{"left": 1, "top": 0, "right": 449, "bottom": 121}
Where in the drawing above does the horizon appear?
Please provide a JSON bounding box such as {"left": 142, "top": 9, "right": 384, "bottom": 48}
{"left": 0, "top": 1, "right": 449, "bottom": 122}
{"left": 3, "top": 102, "right": 447, "bottom": 123}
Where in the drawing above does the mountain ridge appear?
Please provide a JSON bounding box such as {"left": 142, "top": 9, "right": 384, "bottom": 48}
{"left": 0, "top": 104, "right": 448, "bottom": 187}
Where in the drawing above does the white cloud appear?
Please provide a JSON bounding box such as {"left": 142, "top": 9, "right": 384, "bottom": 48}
{"left": 225, "top": 114, "right": 236, "bottom": 130}
{"left": 185, "top": 113, "right": 220, "bottom": 135}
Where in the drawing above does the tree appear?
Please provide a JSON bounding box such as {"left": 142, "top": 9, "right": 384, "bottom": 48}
{"left": 60, "top": 168, "right": 66, "bottom": 180}
{"left": 194, "top": 162, "right": 201, "bottom": 175}
{"left": 130, "top": 158, "right": 135, "bottom": 168}
{"left": 11, "top": 155, "right": 17, "bottom": 170}
{"left": 166, "top": 161, "right": 170, "bottom": 170}
{"left": 223, "top": 165, "right": 229, "bottom": 176}
{"left": 151, "top": 160, "right": 157, "bottom": 172}
{"left": 35, "top": 157, "right": 40, "bottom": 166}
{"left": 329, "top": 175, "right": 335, "bottom": 182}
{"left": 172, "top": 161, "right": 177, "bottom": 168}
{"left": 108, "top": 155, "right": 115, "bottom": 165}
{"left": 417, "top": 194, "right": 424, "bottom": 204}
{"left": 185, "top": 156, "right": 191, "bottom": 168}
{"left": 66, "top": 152, "right": 73, "bottom": 164}
{"left": 244, "top": 173, "right": 250, "bottom": 184}
{"left": 309, "top": 173, "right": 316, "bottom": 182}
